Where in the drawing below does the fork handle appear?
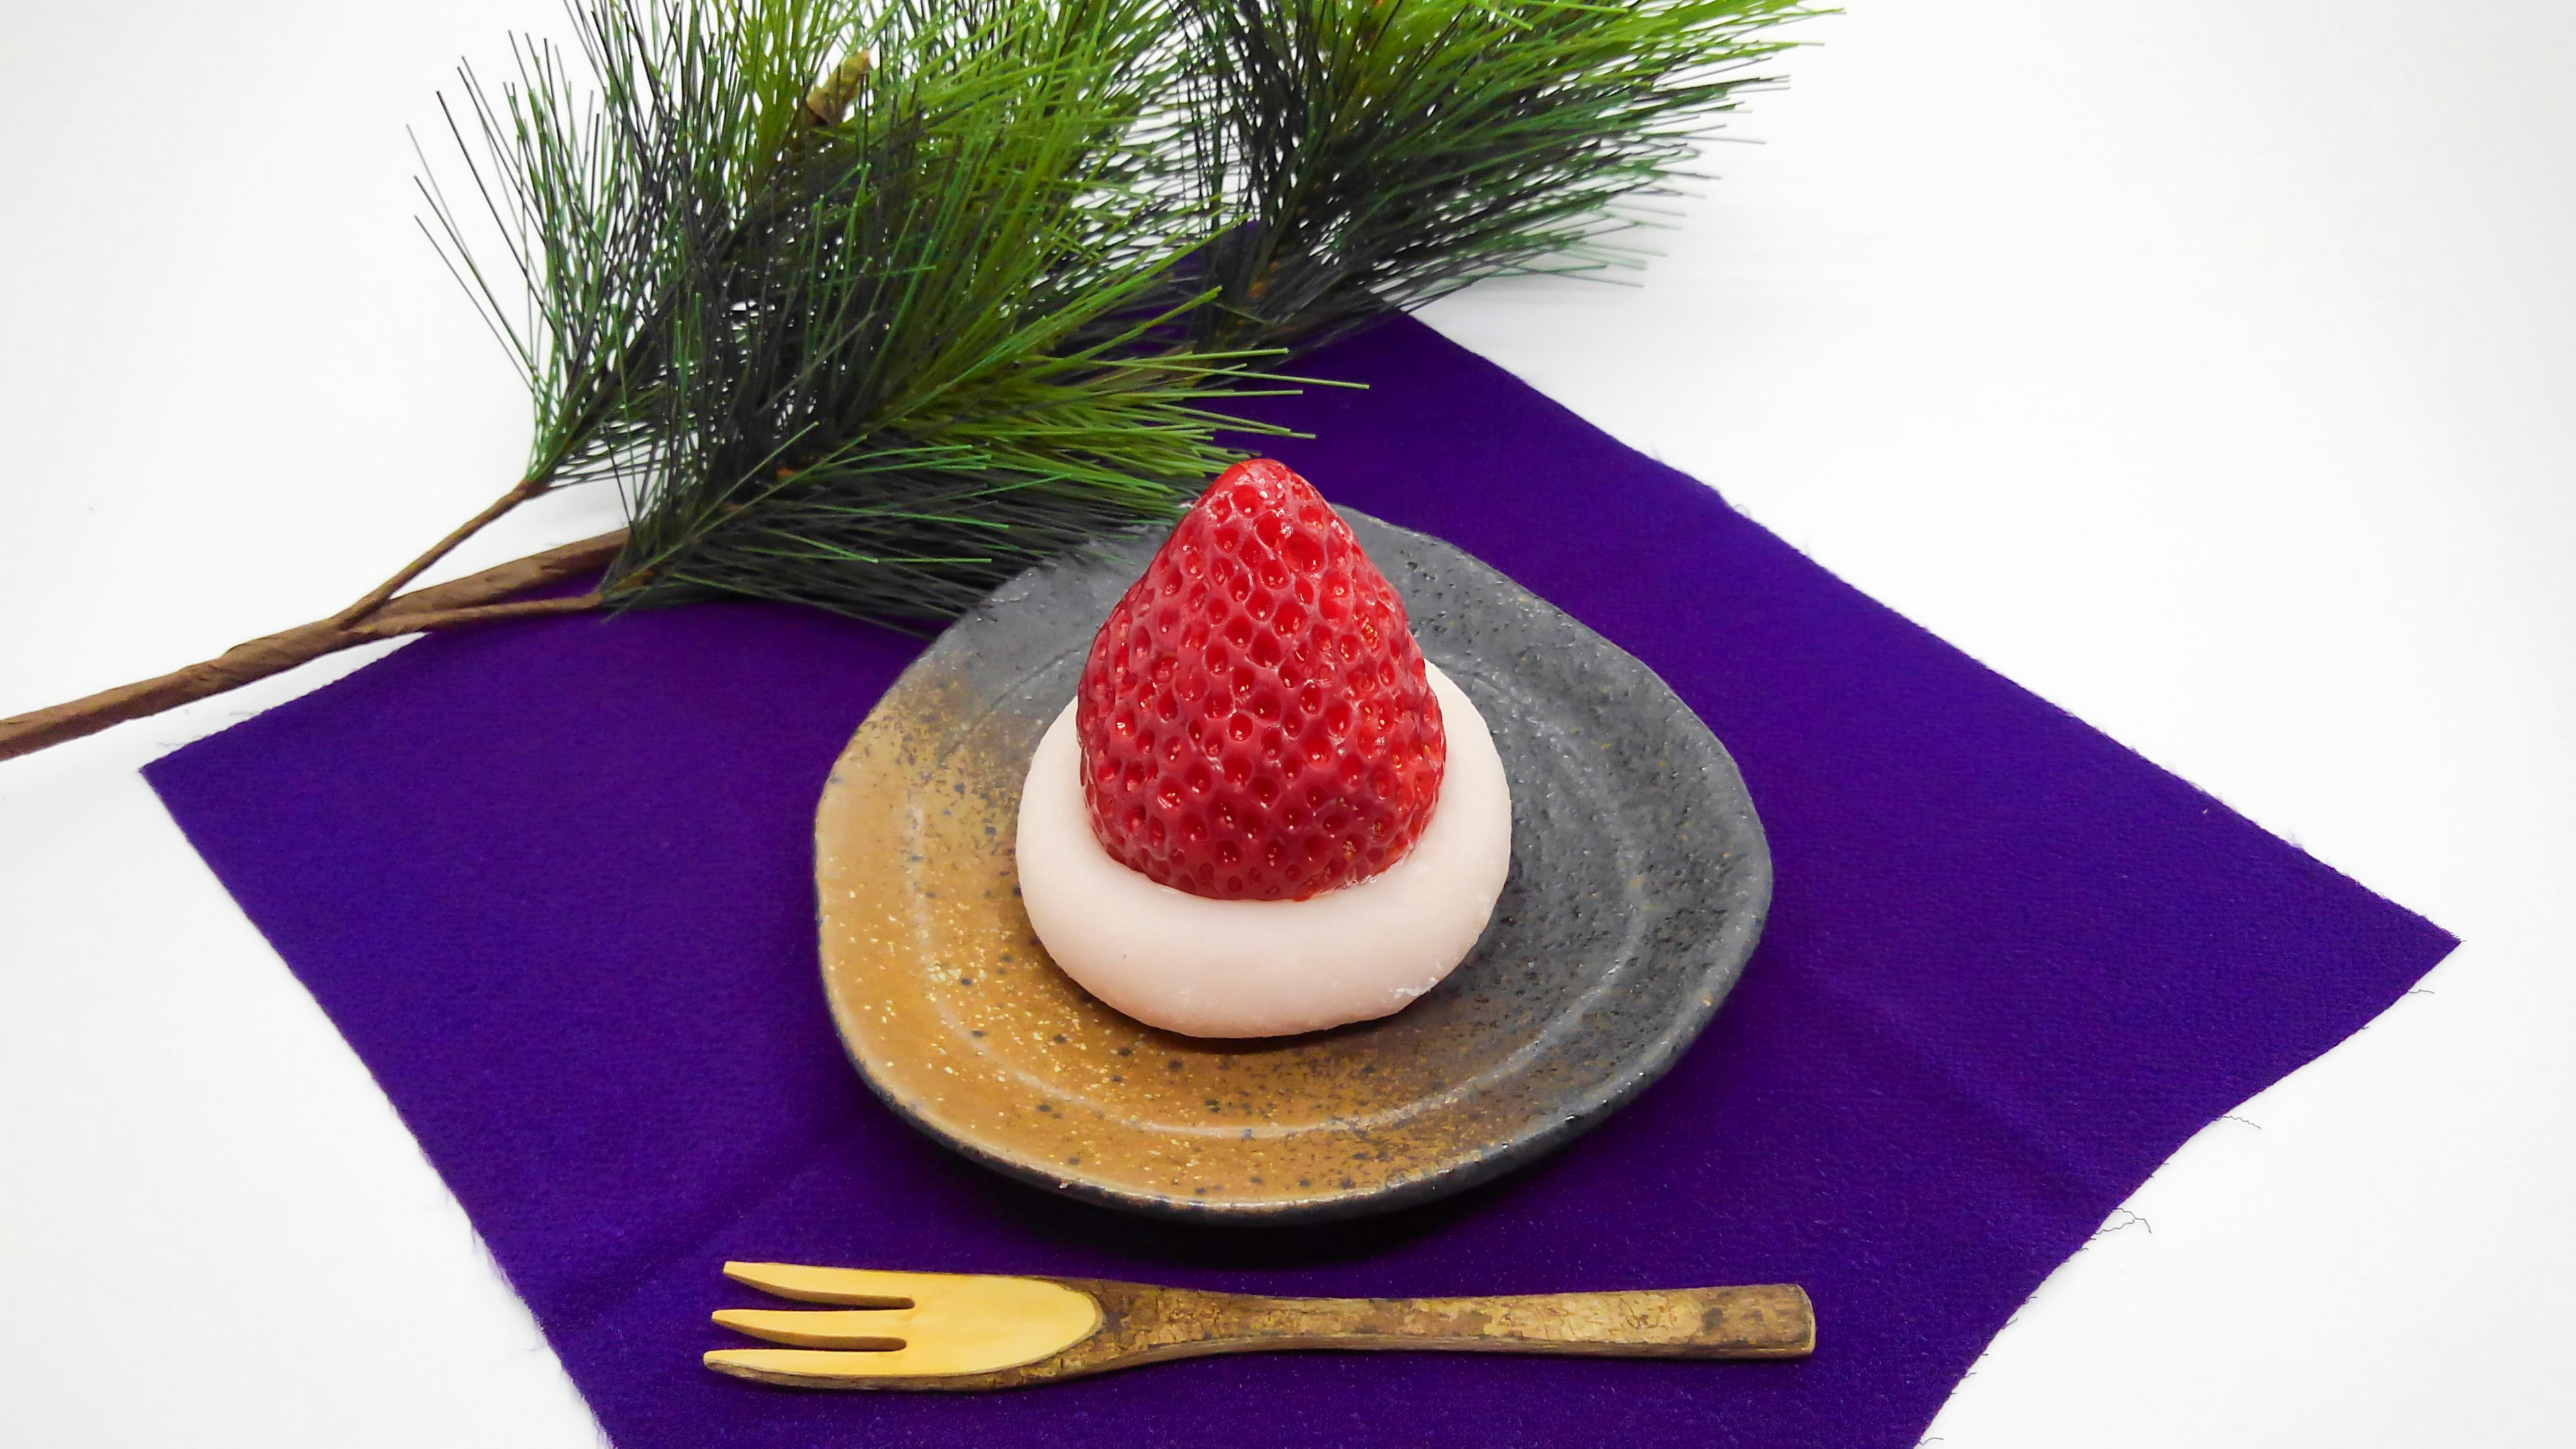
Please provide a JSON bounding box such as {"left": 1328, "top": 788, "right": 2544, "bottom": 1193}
{"left": 1168, "top": 1284, "right": 1813, "bottom": 1360}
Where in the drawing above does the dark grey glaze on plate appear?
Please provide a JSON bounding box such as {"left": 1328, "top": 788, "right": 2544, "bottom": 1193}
{"left": 813, "top": 511, "right": 1770, "bottom": 1222}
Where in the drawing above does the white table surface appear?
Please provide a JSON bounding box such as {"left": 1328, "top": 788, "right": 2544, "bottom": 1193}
{"left": 5, "top": 2, "right": 2571, "bottom": 1444}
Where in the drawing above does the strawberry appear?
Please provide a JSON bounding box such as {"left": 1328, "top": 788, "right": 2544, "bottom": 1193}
{"left": 1074, "top": 458, "right": 1447, "bottom": 901}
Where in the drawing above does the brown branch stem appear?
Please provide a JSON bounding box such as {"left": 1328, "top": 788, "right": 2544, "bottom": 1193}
{"left": 0, "top": 530, "right": 627, "bottom": 763}
{"left": 350, "top": 588, "right": 606, "bottom": 638}
{"left": 330, "top": 474, "right": 551, "bottom": 627}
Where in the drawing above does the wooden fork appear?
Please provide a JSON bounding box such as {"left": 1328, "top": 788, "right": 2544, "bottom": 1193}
{"left": 704, "top": 1262, "right": 1815, "bottom": 1390}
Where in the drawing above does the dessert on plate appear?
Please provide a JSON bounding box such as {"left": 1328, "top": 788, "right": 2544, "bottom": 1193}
{"left": 814, "top": 458, "right": 1767, "bottom": 1218}
{"left": 1016, "top": 459, "right": 1512, "bottom": 1038}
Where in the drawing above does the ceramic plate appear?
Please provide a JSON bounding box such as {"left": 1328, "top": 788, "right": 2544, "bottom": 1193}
{"left": 814, "top": 511, "right": 1770, "bottom": 1222}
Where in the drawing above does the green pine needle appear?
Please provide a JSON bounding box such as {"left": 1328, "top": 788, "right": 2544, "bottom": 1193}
{"left": 1183, "top": 0, "right": 1819, "bottom": 349}
{"left": 421, "top": 0, "right": 1814, "bottom": 627}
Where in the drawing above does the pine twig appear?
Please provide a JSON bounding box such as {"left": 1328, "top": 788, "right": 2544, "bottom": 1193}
{"left": 352, "top": 587, "right": 608, "bottom": 637}
{"left": 802, "top": 45, "right": 875, "bottom": 125}
{"left": 0, "top": 531, "right": 624, "bottom": 762}
{"left": 328, "top": 474, "right": 552, "bottom": 627}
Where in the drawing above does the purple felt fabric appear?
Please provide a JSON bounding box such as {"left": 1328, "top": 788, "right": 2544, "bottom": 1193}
{"left": 144, "top": 317, "right": 2453, "bottom": 1448}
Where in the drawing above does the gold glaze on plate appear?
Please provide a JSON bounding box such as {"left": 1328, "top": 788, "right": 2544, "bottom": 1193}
{"left": 816, "top": 512, "right": 1769, "bottom": 1222}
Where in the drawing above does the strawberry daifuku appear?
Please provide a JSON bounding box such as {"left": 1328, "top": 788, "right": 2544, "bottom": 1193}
{"left": 1075, "top": 458, "right": 1447, "bottom": 901}
{"left": 1015, "top": 460, "right": 1513, "bottom": 1039}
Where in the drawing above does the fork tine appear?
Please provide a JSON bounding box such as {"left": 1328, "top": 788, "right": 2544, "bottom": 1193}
{"left": 721, "top": 1261, "right": 926, "bottom": 1306}
{"left": 711, "top": 1308, "right": 908, "bottom": 1350}
{"left": 704, "top": 1346, "right": 943, "bottom": 1385}
{"left": 708, "top": 1265, "right": 1106, "bottom": 1385}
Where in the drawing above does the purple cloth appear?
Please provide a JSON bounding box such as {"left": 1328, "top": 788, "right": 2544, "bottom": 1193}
{"left": 145, "top": 318, "right": 2453, "bottom": 1448}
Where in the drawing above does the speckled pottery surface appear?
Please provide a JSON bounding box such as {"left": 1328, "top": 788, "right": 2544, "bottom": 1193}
{"left": 814, "top": 511, "right": 1770, "bottom": 1222}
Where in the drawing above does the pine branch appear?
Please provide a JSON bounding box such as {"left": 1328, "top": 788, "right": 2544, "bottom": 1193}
{"left": 2, "top": 0, "right": 1823, "bottom": 762}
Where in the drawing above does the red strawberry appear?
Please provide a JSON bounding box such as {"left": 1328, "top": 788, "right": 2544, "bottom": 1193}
{"left": 1075, "top": 459, "right": 1447, "bottom": 901}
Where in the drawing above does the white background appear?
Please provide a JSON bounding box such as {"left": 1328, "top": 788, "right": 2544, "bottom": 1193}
{"left": 4, "top": 1, "right": 2571, "bottom": 1443}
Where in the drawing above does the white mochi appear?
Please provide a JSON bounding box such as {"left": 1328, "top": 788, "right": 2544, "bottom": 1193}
{"left": 1015, "top": 664, "right": 1511, "bottom": 1038}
